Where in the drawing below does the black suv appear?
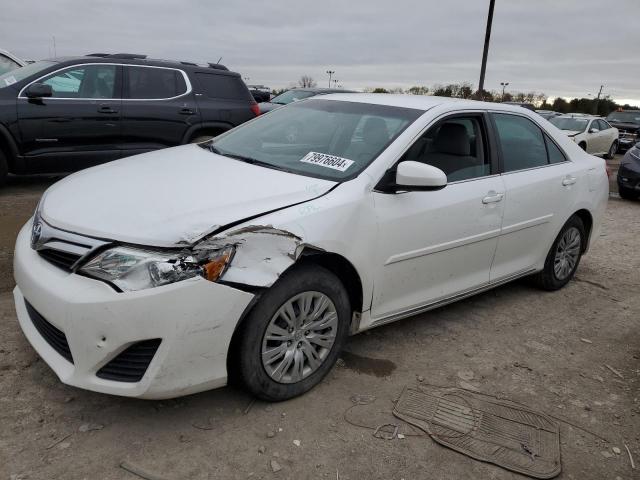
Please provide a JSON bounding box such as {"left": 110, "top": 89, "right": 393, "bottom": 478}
{"left": 0, "top": 53, "right": 259, "bottom": 185}
{"left": 606, "top": 110, "right": 640, "bottom": 152}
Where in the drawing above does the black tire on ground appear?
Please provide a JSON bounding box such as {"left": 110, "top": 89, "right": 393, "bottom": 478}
{"left": 618, "top": 186, "right": 637, "bottom": 200}
{"left": 237, "top": 263, "right": 351, "bottom": 401}
{"left": 532, "top": 215, "right": 586, "bottom": 291}
{"left": 0, "top": 149, "right": 8, "bottom": 187}
{"left": 604, "top": 141, "right": 618, "bottom": 159}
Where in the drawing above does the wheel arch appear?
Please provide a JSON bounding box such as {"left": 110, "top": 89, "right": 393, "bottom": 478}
{"left": 181, "top": 122, "right": 234, "bottom": 144}
{"left": 0, "top": 123, "right": 21, "bottom": 173}
{"left": 573, "top": 208, "right": 593, "bottom": 253}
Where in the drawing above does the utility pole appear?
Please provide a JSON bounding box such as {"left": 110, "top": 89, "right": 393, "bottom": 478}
{"left": 478, "top": 0, "right": 496, "bottom": 98}
{"left": 594, "top": 84, "right": 604, "bottom": 115}
{"left": 500, "top": 82, "right": 509, "bottom": 101}
{"left": 326, "top": 70, "right": 335, "bottom": 88}
{"left": 52, "top": 35, "right": 57, "bottom": 58}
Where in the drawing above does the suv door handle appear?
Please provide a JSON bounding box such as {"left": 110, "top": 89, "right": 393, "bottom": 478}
{"left": 482, "top": 192, "right": 504, "bottom": 204}
{"left": 562, "top": 176, "right": 577, "bottom": 186}
{"left": 98, "top": 106, "right": 118, "bottom": 114}
{"left": 179, "top": 108, "right": 194, "bottom": 115}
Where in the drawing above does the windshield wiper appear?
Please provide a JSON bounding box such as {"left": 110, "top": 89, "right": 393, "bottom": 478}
{"left": 221, "top": 152, "right": 293, "bottom": 173}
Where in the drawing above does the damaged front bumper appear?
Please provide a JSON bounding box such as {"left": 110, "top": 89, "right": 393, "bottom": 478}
{"left": 13, "top": 223, "right": 255, "bottom": 399}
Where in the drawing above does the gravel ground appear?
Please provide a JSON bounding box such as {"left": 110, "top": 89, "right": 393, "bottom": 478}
{"left": 0, "top": 157, "right": 638, "bottom": 480}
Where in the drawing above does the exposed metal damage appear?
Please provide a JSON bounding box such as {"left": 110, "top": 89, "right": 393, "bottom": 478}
{"left": 194, "top": 224, "right": 312, "bottom": 288}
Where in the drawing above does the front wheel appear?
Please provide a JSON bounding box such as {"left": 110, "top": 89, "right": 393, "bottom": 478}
{"left": 237, "top": 264, "right": 350, "bottom": 401}
{"left": 532, "top": 216, "right": 585, "bottom": 291}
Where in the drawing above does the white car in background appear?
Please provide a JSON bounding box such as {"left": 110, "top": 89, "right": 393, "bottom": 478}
{"left": 0, "top": 48, "right": 26, "bottom": 75}
{"left": 13, "top": 95, "right": 608, "bottom": 401}
{"left": 550, "top": 114, "right": 619, "bottom": 158}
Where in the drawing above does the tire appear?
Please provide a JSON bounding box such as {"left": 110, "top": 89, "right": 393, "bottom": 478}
{"left": 604, "top": 141, "right": 618, "bottom": 159}
{"left": 0, "top": 149, "right": 7, "bottom": 187}
{"left": 618, "top": 186, "right": 637, "bottom": 200}
{"left": 532, "top": 216, "right": 585, "bottom": 291}
{"left": 237, "top": 263, "right": 351, "bottom": 401}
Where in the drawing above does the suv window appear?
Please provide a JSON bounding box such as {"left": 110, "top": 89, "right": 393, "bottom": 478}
{"left": 41, "top": 64, "right": 116, "bottom": 99}
{"left": 400, "top": 116, "right": 490, "bottom": 182}
{"left": 493, "top": 113, "right": 549, "bottom": 172}
{"left": 195, "top": 73, "right": 250, "bottom": 100}
{"left": 126, "top": 66, "right": 187, "bottom": 99}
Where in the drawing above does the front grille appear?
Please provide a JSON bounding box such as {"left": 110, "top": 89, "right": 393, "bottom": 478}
{"left": 24, "top": 300, "right": 74, "bottom": 364}
{"left": 37, "top": 248, "right": 82, "bottom": 271}
{"left": 96, "top": 339, "right": 161, "bottom": 383}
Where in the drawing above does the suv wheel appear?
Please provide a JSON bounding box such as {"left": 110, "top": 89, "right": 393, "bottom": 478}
{"left": 532, "top": 216, "right": 585, "bottom": 291}
{"left": 0, "top": 149, "right": 8, "bottom": 187}
{"left": 618, "top": 186, "right": 637, "bottom": 200}
{"left": 237, "top": 264, "right": 350, "bottom": 401}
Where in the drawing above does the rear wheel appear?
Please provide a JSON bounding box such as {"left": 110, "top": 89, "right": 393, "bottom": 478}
{"left": 0, "top": 149, "right": 8, "bottom": 187}
{"left": 605, "top": 140, "right": 618, "bottom": 159}
{"left": 532, "top": 216, "right": 585, "bottom": 291}
{"left": 237, "top": 264, "right": 350, "bottom": 401}
{"left": 618, "top": 186, "right": 637, "bottom": 200}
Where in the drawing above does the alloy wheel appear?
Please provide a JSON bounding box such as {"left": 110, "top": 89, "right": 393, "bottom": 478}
{"left": 553, "top": 227, "right": 581, "bottom": 280}
{"left": 261, "top": 291, "right": 338, "bottom": 384}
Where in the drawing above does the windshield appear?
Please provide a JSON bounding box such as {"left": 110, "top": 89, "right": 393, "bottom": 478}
{"left": 270, "top": 90, "right": 316, "bottom": 105}
{"left": 208, "top": 99, "right": 423, "bottom": 181}
{"left": 0, "top": 61, "right": 56, "bottom": 89}
{"left": 606, "top": 112, "right": 640, "bottom": 124}
{"left": 550, "top": 117, "right": 589, "bottom": 132}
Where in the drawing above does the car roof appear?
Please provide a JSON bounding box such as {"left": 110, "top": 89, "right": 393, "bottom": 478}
{"left": 555, "top": 114, "right": 599, "bottom": 120}
{"left": 40, "top": 54, "right": 240, "bottom": 76}
{"left": 312, "top": 93, "right": 546, "bottom": 114}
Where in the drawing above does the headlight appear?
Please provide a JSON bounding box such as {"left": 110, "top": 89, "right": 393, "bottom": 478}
{"left": 80, "top": 245, "right": 234, "bottom": 292}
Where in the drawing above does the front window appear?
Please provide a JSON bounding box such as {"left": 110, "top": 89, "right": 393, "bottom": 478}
{"left": 41, "top": 64, "right": 116, "bottom": 98}
{"left": 0, "top": 61, "right": 56, "bottom": 89}
{"left": 606, "top": 112, "right": 640, "bottom": 124}
{"left": 550, "top": 117, "right": 589, "bottom": 132}
{"left": 208, "top": 99, "right": 423, "bottom": 181}
{"left": 270, "top": 89, "right": 316, "bottom": 105}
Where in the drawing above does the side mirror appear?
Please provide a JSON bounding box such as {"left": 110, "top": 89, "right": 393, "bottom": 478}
{"left": 25, "top": 83, "right": 53, "bottom": 99}
{"left": 376, "top": 161, "right": 447, "bottom": 193}
{"left": 588, "top": 128, "right": 598, "bottom": 134}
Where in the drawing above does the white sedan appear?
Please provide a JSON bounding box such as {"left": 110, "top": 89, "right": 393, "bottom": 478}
{"left": 13, "top": 95, "right": 609, "bottom": 400}
{"left": 550, "top": 115, "right": 619, "bottom": 159}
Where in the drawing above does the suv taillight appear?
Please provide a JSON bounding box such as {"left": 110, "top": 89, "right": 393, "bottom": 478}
{"left": 250, "top": 103, "right": 260, "bottom": 117}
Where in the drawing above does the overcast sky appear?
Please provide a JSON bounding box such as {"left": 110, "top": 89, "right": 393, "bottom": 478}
{"left": 2, "top": 0, "right": 639, "bottom": 105}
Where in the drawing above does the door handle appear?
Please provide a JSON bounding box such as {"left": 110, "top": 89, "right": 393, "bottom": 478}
{"left": 179, "top": 108, "right": 194, "bottom": 115}
{"left": 98, "top": 106, "right": 118, "bottom": 114}
{"left": 482, "top": 192, "right": 504, "bottom": 204}
{"left": 562, "top": 176, "right": 577, "bottom": 186}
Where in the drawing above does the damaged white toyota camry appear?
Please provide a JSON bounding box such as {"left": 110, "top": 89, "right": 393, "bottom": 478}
{"left": 14, "top": 94, "right": 608, "bottom": 401}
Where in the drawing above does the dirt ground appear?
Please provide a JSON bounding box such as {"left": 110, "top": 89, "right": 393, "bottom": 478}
{"left": 0, "top": 156, "right": 638, "bottom": 480}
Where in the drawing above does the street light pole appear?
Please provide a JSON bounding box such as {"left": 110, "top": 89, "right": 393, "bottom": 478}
{"left": 326, "top": 70, "right": 335, "bottom": 88}
{"left": 500, "top": 82, "right": 509, "bottom": 101}
{"left": 594, "top": 84, "right": 604, "bottom": 115}
{"left": 333, "top": 79, "right": 339, "bottom": 88}
{"left": 478, "top": 0, "right": 496, "bottom": 97}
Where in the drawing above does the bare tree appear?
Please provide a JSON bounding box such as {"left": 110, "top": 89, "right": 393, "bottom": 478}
{"left": 298, "top": 75, "right": 317, "bottom": 88}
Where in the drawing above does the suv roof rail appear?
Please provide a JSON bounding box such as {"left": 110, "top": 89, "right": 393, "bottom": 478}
{"left": 180, "top": 61, "right": 198, "bottom": 66}
{"left": 86, "top": 53, "right": 110, "bottom": 57}
{"left": 208, "top": 63, "right": 229, "bottom": 71}
{"left": 108, "top": 53, "right": 148, "bottom": 59}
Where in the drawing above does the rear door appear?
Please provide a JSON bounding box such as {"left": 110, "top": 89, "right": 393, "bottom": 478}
{"left": 489, "top": 112, "right": 578, "bottom": 281}
{"left": 120, "top": 65, "right": 199, "bottom": 157}
{"left": 17, "top": 63, "right": 122, "bottom": 172}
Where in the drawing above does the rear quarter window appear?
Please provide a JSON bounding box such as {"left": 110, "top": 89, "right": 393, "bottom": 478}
{"left": 195, "top": 73, "right": 251, "bottom": 100}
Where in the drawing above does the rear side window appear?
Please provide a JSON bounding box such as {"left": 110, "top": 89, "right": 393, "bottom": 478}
{"left": 195, "top": 73, "right": 250, "bottom": 100}
{"left": 492, "top": 113, "right": 549, "bottom": 172}
{"left": 126, "top": 66, "right": 187, "bottom": 99}
{"left": 545, "top": 135, "right": 567, "bottom": 164}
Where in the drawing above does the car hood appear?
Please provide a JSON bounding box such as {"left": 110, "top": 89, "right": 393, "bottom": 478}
{"left": 39, "top": 144, "right": 336, "bottom": 247}
{"left": 562, "top": 130, "right": 583, "bottom": 137}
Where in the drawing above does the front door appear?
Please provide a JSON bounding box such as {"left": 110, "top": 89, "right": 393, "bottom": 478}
{"left": 17, "top": 63, "right": 122, "bottom": 172}
{"left": 371, "top": 113, "right": 505, "bottom": 321}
